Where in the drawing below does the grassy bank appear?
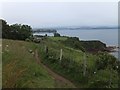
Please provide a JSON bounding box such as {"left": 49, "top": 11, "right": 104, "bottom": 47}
{"left": 2, "top": 37, "right": 119, "bottom": 88}
{"left": 2, "top": 39, "right": 74, "bottom": 88}
{"left": 37, "top": 36, "right": 119, "bottom": 88}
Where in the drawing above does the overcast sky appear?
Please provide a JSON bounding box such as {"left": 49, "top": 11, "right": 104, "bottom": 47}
{"left": 1, "top": 2, "right": 118, "bottom": 28}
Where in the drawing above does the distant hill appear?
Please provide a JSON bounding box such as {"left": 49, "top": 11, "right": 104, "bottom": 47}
{"left": 33, "top": 26, "right": 118, "bottom": 31}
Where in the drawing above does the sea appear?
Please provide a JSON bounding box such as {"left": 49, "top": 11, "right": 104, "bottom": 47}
{"left": 33, "top": 28, "right": 118, "bottom": 59}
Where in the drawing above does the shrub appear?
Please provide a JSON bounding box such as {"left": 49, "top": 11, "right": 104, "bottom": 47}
{"left": 54, "top": 33, "right": 60, "bottom": 37}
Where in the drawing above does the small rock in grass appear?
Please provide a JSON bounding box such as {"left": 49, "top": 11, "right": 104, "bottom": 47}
{"left": 32, "top": 52, "right": 34, "bottom": 55}
{"left": 29, "top": 49, "right": 33, "bottom": 53}
{"left": 116, "top": 66, "right": 119, "bottom": 69}
{"left": 33, "top": 72, "right": 36, "bottom": 76}
{"left": 4, "top": 45, "right": 9, "bottom": 52}
{"left": 6, "top": 45, "right": 9, "bottom": 47}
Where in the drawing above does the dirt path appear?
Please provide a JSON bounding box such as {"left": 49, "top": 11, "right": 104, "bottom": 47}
{"left": 34, "top": 50, "right": 76, "bottom": 88}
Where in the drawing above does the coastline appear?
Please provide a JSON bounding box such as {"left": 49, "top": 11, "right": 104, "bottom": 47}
{"left": 106, "top": 46, "right": 119, "bottom": 59}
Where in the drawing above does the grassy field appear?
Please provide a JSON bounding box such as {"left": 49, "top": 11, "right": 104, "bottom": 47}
{"left": 38, "top": 37, "right": 119, "bottom": 88}
{"left": 48, "top": 36, "right": 68, "bottom": 41}
{"left": 2, "top": 39, "right": 74, "bottom": 88}
{"left": 2, "top": 37, "right": 119, "bottom": 88}
{"left": 42, "top": 37, "right": 97, "bottom": 69}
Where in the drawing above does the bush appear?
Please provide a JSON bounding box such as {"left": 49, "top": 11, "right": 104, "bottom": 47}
{"left": 62, "top": 37, "right": 85, "bottom": 51}
{"left": 80, "top": 41, "right": 106, "bottom": 52}
{"left": 95, "top": 52, "right": 117, "bottom": 70}
{"left": 54, "top": 33, "right": 60, "bottom": 37}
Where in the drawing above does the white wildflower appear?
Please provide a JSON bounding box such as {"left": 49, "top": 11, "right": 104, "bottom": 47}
{"left": 116, "top": 66, "right": 119, "bottom": 69}
{"left": 94, "top": 72, "right": 96, "bottom": 74}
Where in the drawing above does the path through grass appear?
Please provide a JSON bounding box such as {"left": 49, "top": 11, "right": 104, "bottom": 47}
{"left": 2, "top": 39, "right": 74, "bottom": 88}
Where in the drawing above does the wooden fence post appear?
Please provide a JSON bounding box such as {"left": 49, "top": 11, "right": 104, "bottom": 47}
{"left": 44, "top": 45, "right": 48, "bottom": 54}
{"left": 60, "top": 49, "right": 63, "bottom": 63}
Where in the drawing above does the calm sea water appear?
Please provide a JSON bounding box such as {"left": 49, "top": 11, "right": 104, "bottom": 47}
{"left": 34, "top": 29, "right": 118, "bottom": 58}
{"left": 57, "top": 29, "right": 118, "bottom": 46}
{"left": 57, "top": 29, "right": 118, "bottom": 58}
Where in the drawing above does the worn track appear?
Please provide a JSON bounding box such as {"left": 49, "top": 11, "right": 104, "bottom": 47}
{"left": 34, "top": 50, "right": 76, "bottom": 88}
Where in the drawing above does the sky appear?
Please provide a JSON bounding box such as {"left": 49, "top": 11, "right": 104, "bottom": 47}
{"left": 1, "top": 1, "right": 118, "bottom": 28}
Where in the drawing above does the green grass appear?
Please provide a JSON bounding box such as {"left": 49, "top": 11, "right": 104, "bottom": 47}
{"left": 2, "top": 39, "right": 54, "bottom": 88}
{"left": 2, "top": 37, "right": 119, "bottom": 88}
{"left": 37, "top": 36, "right": 118, "bottom": 88}
{"left": 42, "top": 37, "right": 97, "bottom": 69}
{"left": 48, "top": 36, "right": 67, "bottom": 41}
{"left": 2, "top": 39, "right": 73, "bottom": 88}
{"left": 88, "top": 68, "right": 119, "bottom": 88}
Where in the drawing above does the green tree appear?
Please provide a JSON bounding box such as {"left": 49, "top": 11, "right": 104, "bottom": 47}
{"left": 2, "top": 20, "right": 11, "bottom": 39}
{"left": 10, "top": 24, "right": 32, "bottom": 40}
{"left": 2, "top": 19, "right": 32, "bottom": 40}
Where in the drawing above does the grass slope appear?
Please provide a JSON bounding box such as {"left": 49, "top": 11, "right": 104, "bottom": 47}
{"left": 2, "top": 39, "right": 73, "bottom": 88}
{"left": 38, "top": 37, "right": 118, "bottom": 88}
{"left": 2, "top": 37, "right": 119, "bottom": 88}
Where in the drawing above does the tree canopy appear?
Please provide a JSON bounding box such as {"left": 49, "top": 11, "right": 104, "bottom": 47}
{"left": 2, "top": 19, "right": 32, "bottom": 40}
